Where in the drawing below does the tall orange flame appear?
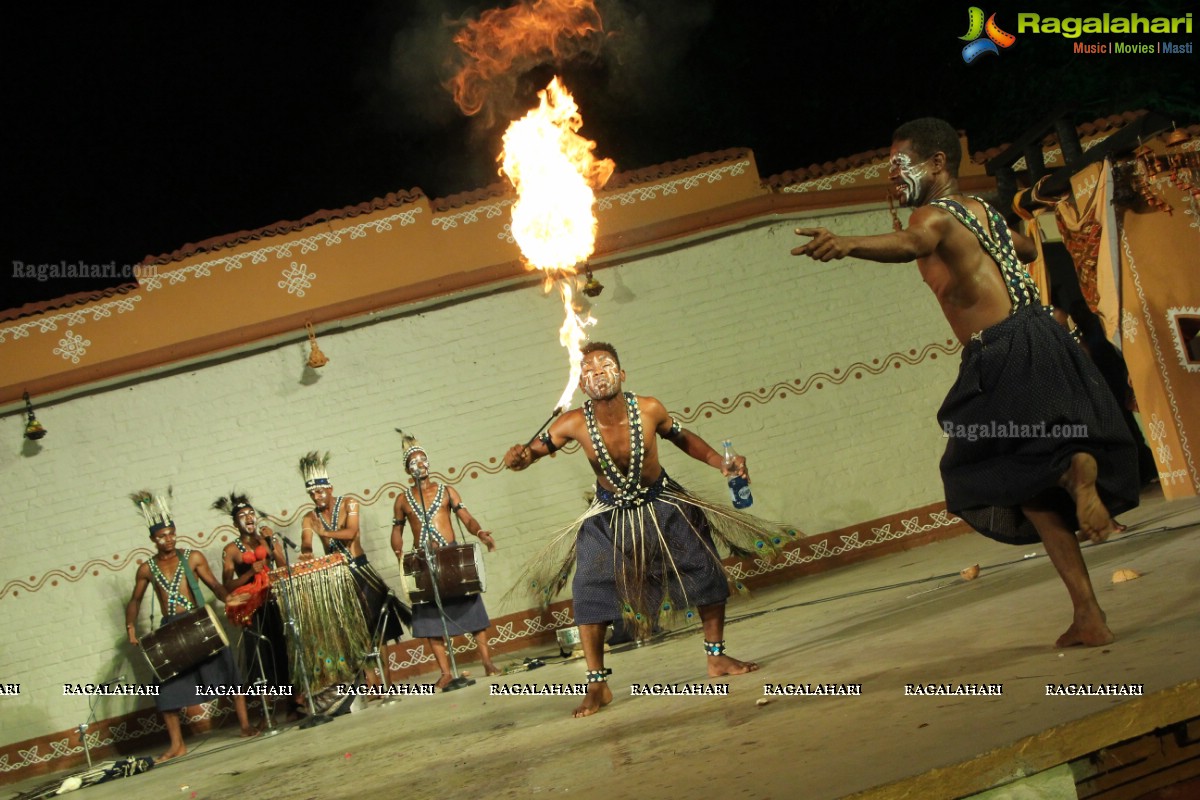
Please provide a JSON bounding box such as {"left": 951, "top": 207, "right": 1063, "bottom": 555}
{"left": 449, "top": 0, "right": 612, "bottom": 413}
{"left": 499, "top": 77, "right": 614, "bottom": 411}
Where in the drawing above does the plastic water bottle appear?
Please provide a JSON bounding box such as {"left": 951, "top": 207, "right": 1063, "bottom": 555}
{"left": 722, "top": 439, "right": 753, "bottom": 509}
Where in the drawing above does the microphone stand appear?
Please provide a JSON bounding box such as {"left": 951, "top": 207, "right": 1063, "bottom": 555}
{"left": 76, "top": 674, "right": 125, "bottom": 768}
{"left": 275, "top": 534, "right": 331, "bottom": 728}
{"left": 354, "top": 567, "right": 406, "bottom": 703}
{"left": 239, "top": 617, "right": 279, "bottom": 736}
{"left": 413, "top": 471, "right": 474, "bottom": 692}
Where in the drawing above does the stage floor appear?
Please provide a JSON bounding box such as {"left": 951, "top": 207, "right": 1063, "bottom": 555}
{"left": 11, "top": 489, "right": 1200, "bottom": 800}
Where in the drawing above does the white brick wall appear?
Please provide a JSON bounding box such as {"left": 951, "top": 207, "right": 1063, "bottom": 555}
{"left": 0, "top": 204, "right": 960, "bottom": 746}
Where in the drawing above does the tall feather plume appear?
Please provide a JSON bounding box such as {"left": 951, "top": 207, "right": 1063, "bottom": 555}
{"left": 395, "top": 428, "right": 424, "bottom": 466}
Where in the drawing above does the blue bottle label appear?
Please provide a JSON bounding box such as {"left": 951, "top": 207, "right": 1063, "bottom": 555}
{"left": 727, "top": 476, "right": 753, "bottom": 509}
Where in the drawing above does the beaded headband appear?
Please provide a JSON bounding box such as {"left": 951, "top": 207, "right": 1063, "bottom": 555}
{"left": 299, "top": 451, "right": 332, "bottom": 490}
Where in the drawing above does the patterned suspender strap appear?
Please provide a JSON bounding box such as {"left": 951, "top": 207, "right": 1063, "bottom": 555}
{"left": 583, "top": 392, "right": 650, "bottom": 507}
{"left": 404, "top": 485, "right": 451, "bottom": 549}
{"left": 149, "top": 549, "right": 196, "bottom": 614}
{"left": 929, "top": 197, "right": 1040, "bottom": 310}
{"left": 315, "top": 496, "right": 355, "bottom": 558}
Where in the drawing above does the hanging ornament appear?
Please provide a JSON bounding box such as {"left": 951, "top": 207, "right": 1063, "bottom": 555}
{"left": 306, "top": 322, "right": 329, "bottom": 368}
{"left": 23, "top": 392, "right": 47, "bottom": 441}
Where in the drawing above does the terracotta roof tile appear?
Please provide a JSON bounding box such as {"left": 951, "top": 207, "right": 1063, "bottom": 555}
{"left": 430, "top": 182, "right": 512, "bottom": 213}
{"left": 0, "top": 283, "right": 138, "bottom": 324}
{"left": 603, "top": 148, "right": 752, "bottom": 190}
{"left": 763, "top": 146, "right": 890, "bottom": 191}
{"left": 140, "top": 188, "right": 427, "bottom": 267}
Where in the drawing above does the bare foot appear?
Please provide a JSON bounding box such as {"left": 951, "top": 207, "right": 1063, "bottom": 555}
{"left": 156, "top": 744, "right": 186, "bottom": 762}
{"left": 483, "top": 662, "right": 502, "bottom": 677}
{"left": 1055, "top": 610, "right": 1114, "bottom": 647}
{"left": 240, "top": 726, "right": 260, "bottom": 738}
{"left": 707, "top": 654, "right": 759, "bottom": 677}
{"left": 1059, "top": 453, "right": 1117, "bottom": 542}
{"left": 434, "top": 672, "right": 454, "bottom": 691}
{"left": 572, "top": 682, "right": 612, "bottom": 718}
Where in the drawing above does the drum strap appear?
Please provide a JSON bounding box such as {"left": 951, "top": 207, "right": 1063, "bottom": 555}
{"left": 181, "top": 552, "right": 206, "bottom": 610}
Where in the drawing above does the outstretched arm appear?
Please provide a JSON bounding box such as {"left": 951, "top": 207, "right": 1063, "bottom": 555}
{"left": 793, "top": 207, "right": 945, "bottom": 264}
{"left": 505, "top": 414, "right": 577, "bottom": 471}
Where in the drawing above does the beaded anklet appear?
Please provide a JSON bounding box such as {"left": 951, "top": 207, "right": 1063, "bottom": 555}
{"left": 586, "top": 668, "right": 613, "bottom": 683}
{"left": 703, "top": 640, "right": 726, "bottom": 657}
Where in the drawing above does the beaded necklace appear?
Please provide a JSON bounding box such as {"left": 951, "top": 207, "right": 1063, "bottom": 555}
{"left": 403, "top": 484, "right": 450, "bottom": 549}
{"left": 584, "top": 392, "right": 649, "bottom": 507}
{"left": 315, "top": 496, "right": 354, "bottom": 558}
{"left": 149, "top": 550, "right": 194, "bottom": 614}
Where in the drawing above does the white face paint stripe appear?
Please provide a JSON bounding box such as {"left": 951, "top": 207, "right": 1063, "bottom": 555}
{"left": 891, "top": 152, "right": 928, "bottom": 207}
{"left": 581, "top": 356, "right": 620, "bottom": 400}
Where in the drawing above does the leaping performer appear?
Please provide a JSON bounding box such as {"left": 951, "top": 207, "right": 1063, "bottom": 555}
{"left": 504, "top": 342, "right": 793, "bottom": 717}
{"left": 791, "top": 117, "right": 1139, "bottom": 648}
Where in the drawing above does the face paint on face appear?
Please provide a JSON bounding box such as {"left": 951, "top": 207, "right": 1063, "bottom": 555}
{"left": 580, "top": 354, "right": 620, "bottom": 400}
{"left": 309, "top": 487, "right": 332, "bottom": 510}
{"left": 235, "top": 507, "right": 257, "bottom": 535}
{"left": 406, "top": 452, "right": 430, "bottom": 479}
{"left": 151, "top": 527, "right": 177, "bottom": 554}
{"left": 890, "top": 152, "right": 929, "bottom": 207}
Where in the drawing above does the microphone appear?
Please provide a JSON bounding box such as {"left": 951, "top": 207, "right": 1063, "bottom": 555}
{"left": 408, "top": 461, "right": 422, "bottom": 478}
{"left": 280, "top": 535, "right": 299, "bottom": 550}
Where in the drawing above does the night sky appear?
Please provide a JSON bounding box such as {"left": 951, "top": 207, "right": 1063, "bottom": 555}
{"left": 5, "top": 0, "right": 1197, "bottom": 311}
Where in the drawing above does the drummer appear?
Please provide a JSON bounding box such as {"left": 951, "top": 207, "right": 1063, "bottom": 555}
{"left": 298, "top": 452, "right": 410, "bottom": 648}
{"left": 216, "top": 492, "right": 291, "bottom": 698}
{"left": 125, "top": 490, "right": 256, "bottom": 762}
{"left": 391, "top": 432, "right": 501, "bottom": 688}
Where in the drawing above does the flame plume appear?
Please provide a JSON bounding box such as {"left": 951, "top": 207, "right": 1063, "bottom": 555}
{"left": 449, "top": 0, "right": 613, "bottom": 413}
{"left": 499, "top": 77, "right": 614, "bottom": 411}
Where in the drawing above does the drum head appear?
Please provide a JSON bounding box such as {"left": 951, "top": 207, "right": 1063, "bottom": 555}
{"left": 470, "top": 542, "right": 487, "bottom": 594}
{"left": 205, "top": 604, "right": 230, "bottom": 646}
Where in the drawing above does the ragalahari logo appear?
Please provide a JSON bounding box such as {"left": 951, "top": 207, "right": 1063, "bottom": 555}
{"left": 960, "top": 7, "right": 1017, "bottom": 62}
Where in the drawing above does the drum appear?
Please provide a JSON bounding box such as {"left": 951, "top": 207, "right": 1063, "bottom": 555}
{"left": 269, "top": 554, "right": 369, "bottom": 694}
{"left": 402, "top": 542, "right": 486, "bottom": 604}
{"left": 139, "top": 605, "right": 229, "bottom": 682}
{"left": 225, "top": 572, "right": 271, "bottom": 627}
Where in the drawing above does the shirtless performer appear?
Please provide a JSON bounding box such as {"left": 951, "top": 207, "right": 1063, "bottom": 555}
{"left": 298, "top": 452, "right": 409, "bottom": 646}
{"left": 505, "top": 342, "right": 788, "bottom": 716}
{"left": 391, "top": 433, "right": 501, "bottom": 688}
{"left": 791, "top": 117, "right": 1139, "bottom": 648}
{"left": 125, "top": 490, "right": 255, "bottom": 761}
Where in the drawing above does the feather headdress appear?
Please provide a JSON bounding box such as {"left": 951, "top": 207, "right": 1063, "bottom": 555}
{"left": 299, "top": 451, "right": 332, "bottom": 490}
{"left": 211, "top": 491, "right": 257, "bottom": 521}
{"left": 130, "top": 488, "right": 174, "bottom": 533}
{"left": 395, "top": 429, "right": 425, "bottom": 469}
